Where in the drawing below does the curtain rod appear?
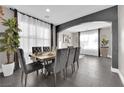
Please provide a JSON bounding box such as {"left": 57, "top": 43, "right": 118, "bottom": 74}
{"left": 10, "top": 8, "right": 52, "bottom": 25}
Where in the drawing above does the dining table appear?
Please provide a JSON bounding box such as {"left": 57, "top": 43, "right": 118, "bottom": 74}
{"left": 29, "top": 51, "right": 56, "bottom": 75}
{"left": 30, "top": 51, "right": 56, "bottom": 61}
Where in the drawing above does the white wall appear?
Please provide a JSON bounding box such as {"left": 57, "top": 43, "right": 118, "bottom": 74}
{"left": 57, "top": 31, "right": 79, "bottom": 49}
{"left": 118, "top": 6, "right": 124, "bottom": 78}
{"left": 72, "top": 32, "right": 79, "bottom": 47}
{"left": 0, "top": 6, "right": 14, "bottom": 72}
{"left": 100, "top": 27, "right": 112, "bottom": 58}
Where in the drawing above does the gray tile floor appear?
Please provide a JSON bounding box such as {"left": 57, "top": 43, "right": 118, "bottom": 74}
{"left": 0, "top": 55, "right": 123, "bottom": 87}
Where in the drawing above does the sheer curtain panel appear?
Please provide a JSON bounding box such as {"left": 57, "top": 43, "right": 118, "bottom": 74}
{"left": 18, "top": 13, "right": 51, "bottom": 63}
{"left": 80, "top": 29, "right": 98, "bottom": 56}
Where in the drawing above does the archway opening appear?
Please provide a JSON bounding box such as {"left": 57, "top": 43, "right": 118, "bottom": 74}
{"left": 58, "top": 21, "right": 112, "bottom": 67}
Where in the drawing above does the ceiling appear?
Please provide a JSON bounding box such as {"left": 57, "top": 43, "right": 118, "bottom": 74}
{"left": 8, "top": 5, "right": 114, "bottom": 25}
{"left": 63, "top": 21, "right": 112, "bottom": 33}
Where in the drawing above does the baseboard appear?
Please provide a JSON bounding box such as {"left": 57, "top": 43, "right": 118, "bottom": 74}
{"left": 118, "top": 70, "right": 124, "bottom": 86}
{"left": 111, "top": 67, "right": 119, "bottom": 73}
{"left": 108, "top": 55, "right": 112, "bottom": 58}
{"left": 111, "top": 67, "right": 124, "bottom": 85}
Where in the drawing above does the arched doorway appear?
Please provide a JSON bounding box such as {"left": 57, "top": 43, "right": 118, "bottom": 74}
{"left": 56, "top": 6, "right": 118, "bottom": 69}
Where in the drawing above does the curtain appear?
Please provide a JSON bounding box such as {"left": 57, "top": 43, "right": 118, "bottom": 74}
{"left": 80, "top": 29, "right": 98, "bottom": 56}
{"left": 18, "top": 13, "right": 51, "bottom": 63}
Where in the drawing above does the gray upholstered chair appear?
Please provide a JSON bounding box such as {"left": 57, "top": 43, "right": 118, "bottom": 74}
{"left": 73, "top": 47, "right": 80, "bottom": 71}
{"left": 43, "top": 46, "right": 52, "bottom": 65}
{"left": 45, "top": 48, "right": 69, "bottom": 86}
{"left": 17, "top": 48, "right": 43, "bottom": 87}
{"left": 43, "top": 46, "right": 51, "bottom": 52}
{"left": 31, "top": 46, "right": 44, "bottom": 64}
{"left": 32, "top": 47, "right": 42, "bottom": 54}
{"left": 66, "top": 47, "right": 76, "bottom": 75}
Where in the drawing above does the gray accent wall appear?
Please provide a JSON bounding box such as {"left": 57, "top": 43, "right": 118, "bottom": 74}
{"left": 52, "top": 25, "right": 57, "bottom": 49}
{"left": 56, "top": 6, "right": 118, "bottom": 69}
{"left": 118, "top": 5, "right": 124, "bottom": 80}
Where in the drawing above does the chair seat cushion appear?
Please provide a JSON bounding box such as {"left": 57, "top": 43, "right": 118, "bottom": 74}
{"left": 26, "top": 62, "right": 43, "bottom": 74}
{"left": 45, "top": 62, "right": 54, "bottom": 72}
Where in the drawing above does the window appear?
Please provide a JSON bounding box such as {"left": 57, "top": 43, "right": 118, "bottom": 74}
{"left": 80, "top": 30, "right": 98, "bottom": 56}
{"left": 18, "top": 13, "right": 51, "bottom": 63}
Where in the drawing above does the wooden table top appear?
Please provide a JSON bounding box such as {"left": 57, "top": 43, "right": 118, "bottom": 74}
{"left": 30, "top": 51, "right": 56, "bottom": 60}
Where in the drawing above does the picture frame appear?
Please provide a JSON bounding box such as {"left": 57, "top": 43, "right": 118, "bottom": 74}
{"left": 63, "top": 34, "right": 71, "bottom": 44}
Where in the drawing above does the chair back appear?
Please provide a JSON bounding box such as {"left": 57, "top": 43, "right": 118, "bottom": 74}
{"left": 68, "top": 46, "right": 73, "bottom": 48}
{"left": 43, "top": 46, "right": 50, "bottom": 52}
{"left": 74, "top": 47, "right": 80, "bottom": 63}
{"left": 32, "top": 47, "right": 42, "bottom": 54}
{"left": 54, "top": 48, "right": 69, "bottom": 73}
{"left": 66, "top": 47, "right": 76, "bottom": 67}
{"left": 17, "top": 48, "right": 27, "bottom": 73}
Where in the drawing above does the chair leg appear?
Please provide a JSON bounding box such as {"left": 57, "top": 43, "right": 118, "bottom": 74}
{"left": 41, "top": 69, "right": 44, "bottom": 77}
{"left": 53, "top": 73, "right": 56, "bottom": 87}
{"left": 46, "top": 61, "right": 48, "bottom": 65}
{"left": 77, "top": 61, "right": 79, "bottom": 68}
{"left": 71, "top": 64, "right": 74, "bottom": 74}
{"left": 63, "top": 69, "right": 66, "bottom": 80}
{"left": 21, "top": 71, "right": 23, "bottom": 85}
{"left": 65, "top": 67, "right": 67, "bottom": 78}
{"left": 36, "top": 70, "right": 39, "bottom": 76}
{"left": 25, "top": 74, "right": 28, "bottom": 87}
{"left": 73, "top": 64, "right": 75, "bottom": 72}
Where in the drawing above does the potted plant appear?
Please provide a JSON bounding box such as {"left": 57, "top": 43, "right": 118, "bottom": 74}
{"left": 101, "top": 38, "right": 109, "bottom": 47}
{"left": 0, "top": 18, "right": 21, "bottom": 76}
{"left": 100, "top": 37, "right": 109, "bottom": 57}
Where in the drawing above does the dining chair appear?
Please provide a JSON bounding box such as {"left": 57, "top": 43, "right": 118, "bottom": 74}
{"left": 73, "top": 47, "right": 80, "bottom": 71}
{"left": 31, "top": 46, "right": 44, "bottom": 63}
{"left": 17, "top": 48, "right": 43, "bottom": 87}
{"left": 66, "top": 47, "right": 76, "bottom": 76}
{"left": 43, "top": 46, "right": 51, "bottom": 52}
{"left": 32, "top": 47, "right": 42, "bottom": 54}
{"left": 43, "top": 46, "right": 52, "bottom": 65}
{"left": 68, "top": 46, "right": 74, "bottom": 48}
{"left": 45, "top": 48, "right": 69, "bottom": 86}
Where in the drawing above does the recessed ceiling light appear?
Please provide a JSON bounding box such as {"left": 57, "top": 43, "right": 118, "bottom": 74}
{"left": 46, "top": 8, "right": 50, "bottom": 12}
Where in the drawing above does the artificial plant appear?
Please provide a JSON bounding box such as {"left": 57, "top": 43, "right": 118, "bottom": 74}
{"left": 0, "top": 18, "right": 21, "bottom": 64}
{"left": 101, "top": 37, "right": 109, "bottom": 47}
